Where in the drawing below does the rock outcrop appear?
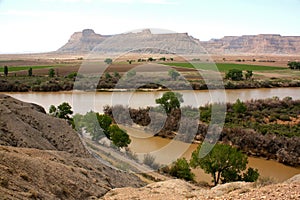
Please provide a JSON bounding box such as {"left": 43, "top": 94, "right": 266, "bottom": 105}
{"left": 201, "top": 34, "right": 300, "bottom": 54}
{"left": 57, "top": 29, "right": 300, "bottom": 55}
{"left": 57, "top": 29, "right": 110, "bottom": 52}
{"left": 101, "top": 176, "right": 300, "bottom": 200}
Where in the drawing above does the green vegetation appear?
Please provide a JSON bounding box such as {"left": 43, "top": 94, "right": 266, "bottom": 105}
{"left": 3, "top": 66, "right": 8, "bottom": 76}
{"left": 245, "top": 70, "right": 253, "bottom": 80}
{"left": 201, "top": 98, "right": 300, "bottom": 137}
{"left": 48, "top": 68, "right": 55, "bottom": 77}
{"left": 104, "top": 58, "right": 113, "bottom": 64}
{"left": 155, "top": 91, "right": 183, "bottom": 114}
{"left": 73, "top": 110, "right": 131, "bottom": 148}
{"left": 0, "top": 65, "right": 52, "bottom": 73}
{"left": 169, "top": 158, "right": 195, "bottom": 181}
{"left": 28, "top": 67, "right": 33, "bottom": 77}
{"left": 49, "top": 102, "right": 73, "bottom": 120}
{"left": 225, "top": 69, "right": 243, "bottom": 81}
{"left": 287, "top": 61, "right": 300, "bottom": 70}
{"left": 109, "top": 125, "right": 131, "bottom": 148}
{"left": 163, "top": 62, "right": 287, "bottom": 72}
{"left": 190, "top": 143, "right": 259, "bottom": 186}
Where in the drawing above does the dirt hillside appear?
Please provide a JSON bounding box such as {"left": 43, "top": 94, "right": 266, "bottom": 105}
{"left": 0, "top": 94, "right": 145, "bottom": 199}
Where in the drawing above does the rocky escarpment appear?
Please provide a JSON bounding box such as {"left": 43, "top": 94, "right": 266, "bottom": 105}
{"left": 57, "top": 29, "right": 110, "bottom": 52}
{"left": 57, "top": 29, "right": 206, "bottom": 54}
{"left": 0, "top": 94, "right": 145, "bottom": 199}
{"left": 57, "top": 29, "right": 300, "bottom": 55}
{"left": 201, "top": 34, "right": 300, "bottom": 54}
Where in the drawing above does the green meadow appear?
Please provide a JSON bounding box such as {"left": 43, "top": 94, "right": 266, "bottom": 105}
{"left": 164, "top": 62, "right": 287, "bottom": 72}
{"left": 0, "top": 65, "right": 53, "bottom": 72}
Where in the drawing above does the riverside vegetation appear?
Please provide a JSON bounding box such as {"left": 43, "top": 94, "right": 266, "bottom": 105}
{"left": 104, "top": 92, "right": 300, "bottom": 167}
{"left": 1, "top": 60, "right": 300, "bottom": 92}
{"left": 50, "top": 100, "right": 260, "bottom": 186}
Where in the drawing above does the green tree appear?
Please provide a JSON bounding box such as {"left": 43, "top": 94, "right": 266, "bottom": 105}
{"left": 148, "top": 57, "right": 154, "bottom": 62}
{"left": 104, "top": 58, "right": 113, "bottom": 64}
{"left": 49, "top": 102, "right": 73, "bottom": 120}
{"left": 225, "top": 69, "right": 243, "bottom": 81}
{"left": 28, "top": 67, "right": 33, "bottom": 77}
{"left": 232, "top": 99, "right": 247, "bottom": 114}
{"left": 108, "top": 125, "right": 131, "bottom": 148}
{"left": 4, "top": 66, "right": 8, "bottom": 77}
{"left": 169, "top": 158, "right": 194, "bottom": 181}
{"left": 245, "top": 70, "right": 253, "bottom": 80}
{"left": 82, "top": 111, "right": 104, "bottom": 141}
{"left": 168, "top": 69, "right": 180, "bottom": 80}
{"left": 48, "top": 68, "right": 55, "bottom": 77}
{"left": 97, "top": 114, "right": 112, "bottom": 138}
{"left": 287, "top": 61, "right": 300, "bottom": 70}
{"left": 190, "top": 143, "right": 248, "bottom": 186}
{"left": 159, "top": 57, "right": 166, "bottom": 61}
{"left": 155, "top": 91, "right": 183, "bottom": 114}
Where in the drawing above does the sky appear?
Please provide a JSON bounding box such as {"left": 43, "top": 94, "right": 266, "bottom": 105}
{"left": 0, "top": 0, "right": 300, "bottom": 53}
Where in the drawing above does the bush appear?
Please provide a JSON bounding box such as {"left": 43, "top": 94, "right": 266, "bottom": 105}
{"left": 48, "top": 68, "right": 55, "bottom": 77}
{"left": 28, "top": 67, "right": 33, "bottom": 77}
{"left": 242, "top": 167, "right": 260, "bottom": 182}
{"left": 143, "top": 154, "right": 160, "bottom": 169}
{"left": 108, "top": 125, "right": 131, "bottom": 148}
{"left": 232, "top": 99, "right": 247, "bottom": 114}
{"left": 104, "top": 58, "right": 112, "bottom": 64}
{"left": 226, "top": 69, "right": 243, "bottom": 81}
{"left": 169, "top": 158, "right": 194, "bottom": 181}
{"left": 66, "top": 72, "right": 77, "bottom": 79}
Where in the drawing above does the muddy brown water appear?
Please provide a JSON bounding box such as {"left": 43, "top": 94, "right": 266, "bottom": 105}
{"left": 2, "top": 87, "right": 300, "bottom": 182}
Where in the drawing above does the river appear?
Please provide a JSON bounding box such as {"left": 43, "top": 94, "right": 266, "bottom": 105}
{"left": 2, "top": 87, "right": 300, "bottom": 182}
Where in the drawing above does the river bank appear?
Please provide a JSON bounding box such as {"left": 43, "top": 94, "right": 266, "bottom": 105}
{"left": 1, "top": 76, "right": 300, "bottom": 92}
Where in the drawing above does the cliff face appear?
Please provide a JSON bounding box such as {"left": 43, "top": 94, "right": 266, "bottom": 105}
{"left": 57, "top": 29, "right": 110, "bottom": 52}
{"left": 57, "top": 29, "right": 300, "bottom": 55}
{"left": 201, "top": 34, "right": 300, "bottom": 54}
{"left": 57, "top": 29, "right": 205, "bottom": 54}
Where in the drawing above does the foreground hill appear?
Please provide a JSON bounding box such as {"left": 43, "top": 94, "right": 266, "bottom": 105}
{"left": 0, "top": 94, "right": 144, "bottom": 199}
{"left": 57, "top": 29, "right": 300, "bottom": 55}
{"left": 101, "top": 176, "right": 300, "bottom": 200}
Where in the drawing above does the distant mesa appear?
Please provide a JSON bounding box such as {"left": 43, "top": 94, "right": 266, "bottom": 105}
{"left": 57, "top": 29, "right": 300, "bottom": 55}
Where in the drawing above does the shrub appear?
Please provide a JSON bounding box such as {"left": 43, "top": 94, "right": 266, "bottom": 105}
{"left": 143, "top": 154, "right": 160, "bottom": 169}
{"left": 225, "top": 69, "right": 243, "bottom": 81}
{"left": 66, "top": 72, "right": 77, "bottom": 79}
{"left": 48, "top": 68, "right": 55, "bottom": 77}
{"left": 104, "top": 58, "right": 112, "bottom": 64}
{"left": 242, "top": 167, "right": 260, "bottom": 182}
{"left": 169, "top": 158, "right": 194, "bottom": 181}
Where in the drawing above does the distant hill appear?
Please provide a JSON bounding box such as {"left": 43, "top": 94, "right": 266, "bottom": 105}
{"left": 57, "top": 29, "right": 300, "bottom": 55}
{"left": 201, "top": 34, "right": 300, "bottom": 54}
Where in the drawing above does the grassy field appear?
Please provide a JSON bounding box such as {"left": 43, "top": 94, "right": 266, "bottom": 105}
{"left": 164, "top": 62, "right": 287, "bottom": 72}
{"left": 0, "top": 65, "right": 53, "bottom": 72}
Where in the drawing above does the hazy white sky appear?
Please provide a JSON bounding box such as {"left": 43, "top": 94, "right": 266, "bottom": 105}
{"left": 0, "top": 0, "right": 299, "bottom": 53}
